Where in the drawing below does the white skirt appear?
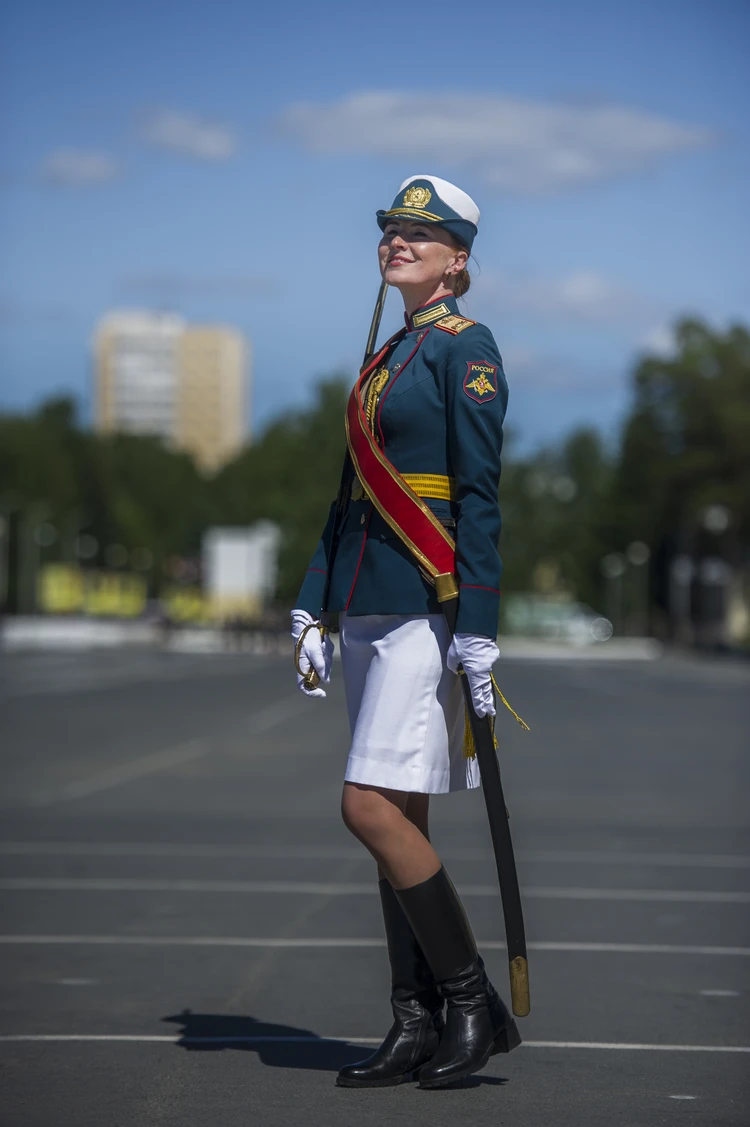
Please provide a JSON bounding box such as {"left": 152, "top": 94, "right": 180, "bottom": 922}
{"left": 340, "top": 613, "right": 481, "bottom": 794}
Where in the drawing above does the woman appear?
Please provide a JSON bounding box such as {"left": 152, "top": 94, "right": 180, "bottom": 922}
{"left": 290, "top": 175, "right": 520, "bottom": 1088}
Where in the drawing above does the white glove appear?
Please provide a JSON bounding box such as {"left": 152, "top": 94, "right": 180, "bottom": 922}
{"left": 446, "top": 632, "right": 499, "bottom": 718}
{"left": 290, "top": 609, "right": 333, "bottom": 699}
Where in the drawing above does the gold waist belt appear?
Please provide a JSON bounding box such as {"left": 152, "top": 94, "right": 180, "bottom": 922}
{"left": 351, "top": 473, "right": 457, "bottom": 502}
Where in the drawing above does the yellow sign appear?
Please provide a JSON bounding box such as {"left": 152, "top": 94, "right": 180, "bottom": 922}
{"left": 160, "top": 587, "right": 262, "bottom": 623}
{"left": 38, "top": 566, "right": 263, "bottom": 624}
{"left": 162, "top": 586, "right": 209, "bottom": 623}
{"left": 84, "top": 572, "right": 146, "bottom": 618}
{"left": 38, "top": 565, "right": 84, "bottom": 614}
{"left": 37, "top": 565, "right": 147, "bottom": 618}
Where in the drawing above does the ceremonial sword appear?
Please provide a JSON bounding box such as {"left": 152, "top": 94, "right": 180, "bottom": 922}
{"left": 320, "top": 279, "right": 389, "bottom": 620}
{"left": 361, "top": 279, "right": 389, "bottom": 368}
{"left": 295, "top": 281, "right": 389, "bottom": 687}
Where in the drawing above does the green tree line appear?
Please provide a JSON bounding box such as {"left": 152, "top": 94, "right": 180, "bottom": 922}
{"left": 1, "top": 318, "right": 748, "bottom": 625}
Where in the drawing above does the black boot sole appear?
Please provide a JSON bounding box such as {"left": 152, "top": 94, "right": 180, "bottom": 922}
{"left": 336, "top": 1071, "right": 416, "bottom": 1088}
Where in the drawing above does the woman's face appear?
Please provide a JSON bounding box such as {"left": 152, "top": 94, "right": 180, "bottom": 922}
{"left": 378, "top": 219, "right": 467, "bottom": 290}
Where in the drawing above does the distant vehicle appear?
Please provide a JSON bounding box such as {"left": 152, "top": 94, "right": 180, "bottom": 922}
{"left": 502, "top": 595, "right": 613, "bottom": 645}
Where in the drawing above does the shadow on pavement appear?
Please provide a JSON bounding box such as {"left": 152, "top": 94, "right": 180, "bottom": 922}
{"left": 422, "top": 1075, "right": 510, "bottom": 1089}
{"left": 163, "top": 1010, "right": 512, "bottom": 1086}
{"left": 163, "top": 1008, "right": 368, "bottom": 1071}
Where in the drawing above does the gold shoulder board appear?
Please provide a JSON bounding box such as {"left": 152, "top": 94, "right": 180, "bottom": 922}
{"left": 435, "top": 315, "right": 476, "bottom": 335}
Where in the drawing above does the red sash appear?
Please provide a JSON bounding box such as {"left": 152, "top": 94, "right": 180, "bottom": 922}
{"left": 345, "top": 339, "right": 459, "bottom": 601}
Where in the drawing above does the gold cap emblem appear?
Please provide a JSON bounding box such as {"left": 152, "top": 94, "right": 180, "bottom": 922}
{"left": 403, "top": 185, "right": 432, "bottom": 209}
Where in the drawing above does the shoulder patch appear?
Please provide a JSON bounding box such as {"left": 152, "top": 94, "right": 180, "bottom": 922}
{"left": 463, "top": 361, "right": 498, "bottom": 403}
{"left": 435, "top": 315, "right": 476, "bottom": 335}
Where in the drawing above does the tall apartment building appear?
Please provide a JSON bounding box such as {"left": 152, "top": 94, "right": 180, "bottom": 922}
{"left": 94, "top": 312, "right": 249, "bottom": 472}
{"left": 176, "top": 327, "right": 246, "bottom": 472}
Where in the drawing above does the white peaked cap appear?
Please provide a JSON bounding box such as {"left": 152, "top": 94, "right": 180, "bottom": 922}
{"left": 399, "top": 174, "right": 480, "bottom": 228}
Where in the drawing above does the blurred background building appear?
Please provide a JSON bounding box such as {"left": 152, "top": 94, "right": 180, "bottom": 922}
{"left": 176, "top": 326, "right": 247, "bottom": 473}
{"left": 94, "top": 312, "right": 248, "bottom": 473}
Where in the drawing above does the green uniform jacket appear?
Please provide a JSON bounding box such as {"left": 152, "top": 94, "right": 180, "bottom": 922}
{"left": 295, "top": 294, "right": 509, "bottom": 638}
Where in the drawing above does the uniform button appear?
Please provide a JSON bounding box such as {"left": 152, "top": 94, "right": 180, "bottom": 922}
{"left": 360, "top": 513, "right": 366, "bottom": 525}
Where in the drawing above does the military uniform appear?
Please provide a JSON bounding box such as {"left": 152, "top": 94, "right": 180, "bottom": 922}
{"left": 295, "top": 288, "right": 508, "bottom": 794}
{"left": 295, "top": 175, "right": 522, "bottom": 1090}
{"left": 297, "top": 292, "right": 508, "bottom": 636}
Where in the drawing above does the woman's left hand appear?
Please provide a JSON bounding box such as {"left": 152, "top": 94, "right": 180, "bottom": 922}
{"left": 446, "top": 632, "right": 500, "bottom": 717}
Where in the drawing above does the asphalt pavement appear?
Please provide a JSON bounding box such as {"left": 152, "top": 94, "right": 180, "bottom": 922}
{"left": 1, "top": 641, "right": 748, "bottom": 1126}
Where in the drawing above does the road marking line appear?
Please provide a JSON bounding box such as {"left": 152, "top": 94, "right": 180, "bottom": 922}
{"left": 524, "top": 888, "right": 750, "bottom": 904}
{"left": 699, "top": 989, "right": 740, "bottom": 997}
{"left": 1, "top": 877, "right": 747, "bottom": 904}
{"left": 247, "top": 698, "right": 310, "bottom": 733}
{"left": 521, "top": 1043, "right": 750, "bottom": 1052}
{"left": 34, "top": 741, "right": 209, "bottom": 805}
{"left": 529, "top": 942, "right": 750, "bottom": 956}
{"left": 0, "top": 1035, "right": 746, "bottom": 1052}
{"left": 0, "top": 936, "right": 748, "bottom": 957}
{"left": 520, "top": 850, "right": 750, "bottom": 870}
{"left": 30, "top": 696, "right": 304, "bottom": 805}
{"left": 1, "top": 842, "right": 747, "bottom": 869}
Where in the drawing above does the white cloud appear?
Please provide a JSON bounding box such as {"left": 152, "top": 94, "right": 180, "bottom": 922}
{"left": 639, "top": 323, "right": 676, "bottom": 357}
{"left": 41, "top": 149, "right": 121, "bottom": 186}
{"left": 276, "top": 91, "right": 715, "bottom": 194}
{"left": 139, "top": 109, "right": 236, "bottom": 160}
{"left": 474, "top": 269, "right": 661, "bottom": 326}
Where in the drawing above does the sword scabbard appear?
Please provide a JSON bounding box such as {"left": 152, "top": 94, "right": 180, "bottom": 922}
{"left": 440, "top": 592, "right": 531, "bottom": 1016}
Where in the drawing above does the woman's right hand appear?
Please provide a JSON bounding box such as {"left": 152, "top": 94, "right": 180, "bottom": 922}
{"left": 290, "top": 609, "right": 333, "bottom": 698}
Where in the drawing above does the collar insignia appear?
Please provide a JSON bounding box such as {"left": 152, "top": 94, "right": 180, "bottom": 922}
{"left": 412, "top": 302, "right": 451, "bottom": 328}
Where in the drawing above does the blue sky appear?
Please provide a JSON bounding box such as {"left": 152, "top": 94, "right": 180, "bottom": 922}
{"left": 1, "top": 0, "right": 748, "bottom": 450}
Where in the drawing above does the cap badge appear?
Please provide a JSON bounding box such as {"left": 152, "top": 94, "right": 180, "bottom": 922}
{"left": 403, "top": 185, "right": 432, "bottom": 209}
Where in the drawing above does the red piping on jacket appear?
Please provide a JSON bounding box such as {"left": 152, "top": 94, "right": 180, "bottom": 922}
{"left": 344, "top": 511, "right": 372, "bottom": 610}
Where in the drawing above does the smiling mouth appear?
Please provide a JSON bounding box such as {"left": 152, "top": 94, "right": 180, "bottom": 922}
{"left": 388, "top": 257, "right": 411, "bottom": 266}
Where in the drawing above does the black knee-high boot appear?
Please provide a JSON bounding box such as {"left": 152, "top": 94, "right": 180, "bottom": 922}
{"left": 336, "top": 879, "right": 444, "bottom": 1087}
{"left": 394, "top": 867, "right": 521, "bottom": 1088}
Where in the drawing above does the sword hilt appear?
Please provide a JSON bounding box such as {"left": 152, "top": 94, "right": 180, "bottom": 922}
{"left": 294, "top": 621, "right": 329, "bottom": 691}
